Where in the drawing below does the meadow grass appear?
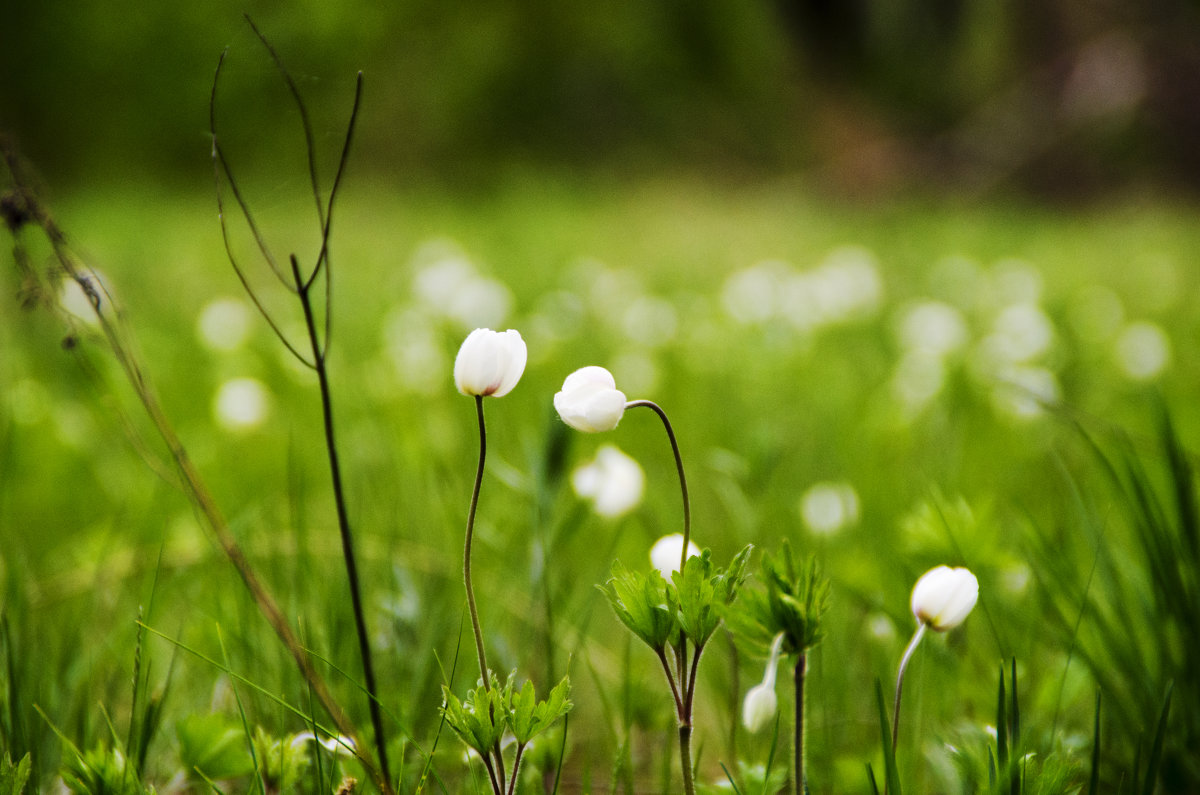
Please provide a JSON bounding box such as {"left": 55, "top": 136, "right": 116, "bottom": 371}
{"left": 3, "top": 169, "right": 1199, "bottom": 792}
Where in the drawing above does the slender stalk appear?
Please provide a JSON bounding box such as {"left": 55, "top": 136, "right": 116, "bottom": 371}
{"left": 0, "top": 148, "right": 389, "bottom": 792}
{"left": 679, "top": 724, "right": 696, "bottom": 795}
{"left": 891, "top": 622, "right": 928, "bottom": 750}
{"left": 506, "top": 743, "right": 527, "bottom": 795}
{"left": 465, "top": 395, "right": 492, "bottom": 687}
{"left": 626, "top": 400, "right": 691, "bottom": 570}
{"left": 655, "top": 647, "right": 685, "bottom": 716}
{"left": 794, "top": 653, "right": 808, "bottom": 795}
{"left": 290, "top": 255, "right": 391, "bottom": 788}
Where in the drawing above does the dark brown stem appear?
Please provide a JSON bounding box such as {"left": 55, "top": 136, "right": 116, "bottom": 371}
{"left": 291, "top": 255, "right": 391, "bottom": 788}
{"left": 795, "top": 653, "right": 808, "bottom": 795}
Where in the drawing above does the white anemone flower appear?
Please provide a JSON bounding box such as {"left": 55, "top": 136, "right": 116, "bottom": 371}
{"left": 453, "top": 328, "right": 527, "bottom": 397}
{"left": 742, "top": 632, "right": 785, "bottom": 733}
{"left": 554, "top": 366, "right": 627, "bottom": 432}
{"left": 649, "top": 533, "right": 700, "bottom": 580}
{"left": 910, "top": 565, "right": 979, "bottom": 631}
{"left": 571, "top": 445, "right": 645, "bottom": 519}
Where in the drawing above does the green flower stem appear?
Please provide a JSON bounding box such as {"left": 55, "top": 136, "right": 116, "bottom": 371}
{"left": 465, "top": 395, "right": 492, "bottom": 689}
{"left": 626, "top": 400, "right": 691, "bottom": 571}
{"left": 891, "top": 621, "right": 928, "bottom": 751}
{"left": 655, "top": 648, "right": 685, "bottom": 716}
{"left": 506, "top": 743, "right": 527, "bottom": 795}
{"left": 795, "top": 653, "right": 808, "bottom": 795}
{"left": 679, "top": 724, "right": 696, "bottom": 795}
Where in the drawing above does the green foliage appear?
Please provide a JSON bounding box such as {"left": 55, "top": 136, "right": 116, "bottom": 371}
{"left": 1031, "top": 410, "right": 1199, "bottom": 790}
{"left": 600, "top": 546, "right": 752, "bottom": 657}
{"left": 0, "top": 754, "right": 30, "bottom": 795}
{"left": 509, "top": 676, "right": 572, "bottom": 746}
{"left": 60, "top": 745, "right": 154, "bottom": 795}
{"left": 674, "top": 545, "right": 752, "bottom": 649}
{"left": 441, "top": 673, "right": 572, "bottom": 759}
{"left": 175, "top": 713, "right": 254, "bottom": 783}
{"left": 727, "top": 542, "right": 830, "bottom": 659}
{"left": 598, "top": 562, "right": 678, "bottom": 652}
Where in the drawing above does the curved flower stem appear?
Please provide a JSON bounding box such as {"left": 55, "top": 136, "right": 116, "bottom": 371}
{"left": 290, "top": 255, "right": 391, "bottom": 788}
{"left": 625, "top": 400, "right": 691, "bottom": 570}
{"left": 794, "top": 653, "right": 808, "bottom": 795}
{"left": 465, "top": 395, "right": 492, "bottom": 688}
{"left": 891, "top": 622, "right": 928, "bottom": 751}
{"left": 655, "top": 647, "right": 685, "bottom": 716}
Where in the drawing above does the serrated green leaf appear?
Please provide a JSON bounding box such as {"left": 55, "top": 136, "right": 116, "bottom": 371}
{"left": 441, "top": 676, "right": 509, "bottom": 757}
{"left": 598, "top": 560, "right": 678, "bottom": 650}
{"left": 511, "top": 676, "right": 573, "bottom": 745}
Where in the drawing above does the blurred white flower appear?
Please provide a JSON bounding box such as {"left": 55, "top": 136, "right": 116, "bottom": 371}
{"left": 990, "top": 260, "right": 1043, "bottom": 306}
{"left": 910, "top": 565, "right": 979, "bottom": 631}
{"left": 991, "top": 365, "right": 1060, "bottom": 419}
{"left": 382, "top": 309, "right": 446, "bottom": 396}
{"left": 213, "top": 377, "right": 270, "bottom": 431}
{"left": 811, "top": 246, "right": 883, "bottom": 322}
{"left": 721, "top": 260, "right": 790, "bottom": 325}
{"left": 985, "top": 303, "right": 1055, "bottom": 364}
{"left": 799, "top": 481, "right": 860, "bottom": 536}
{"left": 742, "top": 632, "right": 784, "bottom": 733}
{"left": 621, "top": 295, "right": 678, "bottom": 348}
{"left": 196, "top": 297, "right": 253, "bottom": 352}
{"left": 571, "top": 445, "right": 645, "bottom": 519}
{"left": 892, "top": 351, "right": 947, "bottom": 413}
{"left": 896, "top": 300, "right": 969, "bottom": 356}
{"left": 453, "top": 328, "right": 526, "bottom": 397}
{"left": 554, "top": 366, "right": 627, "bottom": 432}
{"left": 1114, "top": 321, "right": 1171, "bottom": 381}
{"left": 289, "top": 731, "right": 356, "bottom": 757}
{"left": 650, "top": 533, "right": 700, "bottom": 580}
{"left": 412, "top": 242, "right": 512, "bottom": 330}
{"left": 741, "top": 682, "right": 778, "bottom": 734}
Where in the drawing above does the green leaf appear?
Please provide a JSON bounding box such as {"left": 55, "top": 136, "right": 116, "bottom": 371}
{"left": 440, "top": 675, "right": 510, "bottom": 758}
{"left": 0, "top": 754, "right": 31, "bottom": 795}
{"left": 874, "top": 679, "right": 902, "bottom": 795}
{"left": 175, "top": 713, "right": 254, "bottom": 782}
{"left": 598, "top": 560, "right": 678, "bottom": 650}
{"left": 511, "top": 676, "right": 573, "bottom": 745}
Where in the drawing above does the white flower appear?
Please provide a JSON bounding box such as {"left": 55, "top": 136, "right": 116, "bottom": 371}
{"left": 289, "top": 731, "right": 356, "bottom": 757}
{"left": 571, "top": 445, "right": 645, "bottom": 518}
{"left": 453, "top": 328, "right": 527, "bottom": 397}
{"left": 649, "top": 533, "right": 700, "bottom": 580}
{"left": 742, "top": 631, "right": 784, "bottom": 733}
{"left": 553, "top": 366, "right": 627, "bottom": 432}
{"left": 213, "top": 377, "right": 270, "bottom": 431}
{"left": 741, "top": 682, "right": 778, "bottom": 733}
{"left": 910, "top": 565, "right": 979, "bottom": 631}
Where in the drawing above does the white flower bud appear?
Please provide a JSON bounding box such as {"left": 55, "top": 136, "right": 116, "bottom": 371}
{"left": 571, "top": 445, "right": 645, "bottom": 519}
{"left": 453, "top": 328, "right": 527, "bottom": 397}
{"left": 649, "top": 533, "right": 700, "bottom": 580}
{"left": 741, "top": 681, "right": 778, "bottom": 733}
{"left": 910, "top": 565, "right": 979, "bottom": 631}
{"left": 553, "top": 366, "right": 627, "bottom": 432}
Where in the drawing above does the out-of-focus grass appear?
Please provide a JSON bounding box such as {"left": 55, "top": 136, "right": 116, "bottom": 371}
{"left": 3, "top": 175, "right": 1199, "bottom": 791}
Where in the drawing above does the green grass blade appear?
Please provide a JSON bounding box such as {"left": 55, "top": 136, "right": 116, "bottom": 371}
{"left": 1140, "top": 682, "right": 1173, "bottom": 795}
{"left": 1088, "top": 690, "right": 1102, "bottom": 795}
{"left": 874, "top": 679, "right": 901, "bottom": 795}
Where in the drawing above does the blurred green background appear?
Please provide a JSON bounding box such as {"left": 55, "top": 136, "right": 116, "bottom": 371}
{"left": 4, "top": 2, "right": 1200, "bottom": 792}
{"left": 5, "top": 0, "right": 1200, "bottom": 194}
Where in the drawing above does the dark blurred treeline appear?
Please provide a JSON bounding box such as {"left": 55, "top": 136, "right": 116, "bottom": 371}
{"left": 3, "top": 0, "right": 1200, "bottom": 196}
